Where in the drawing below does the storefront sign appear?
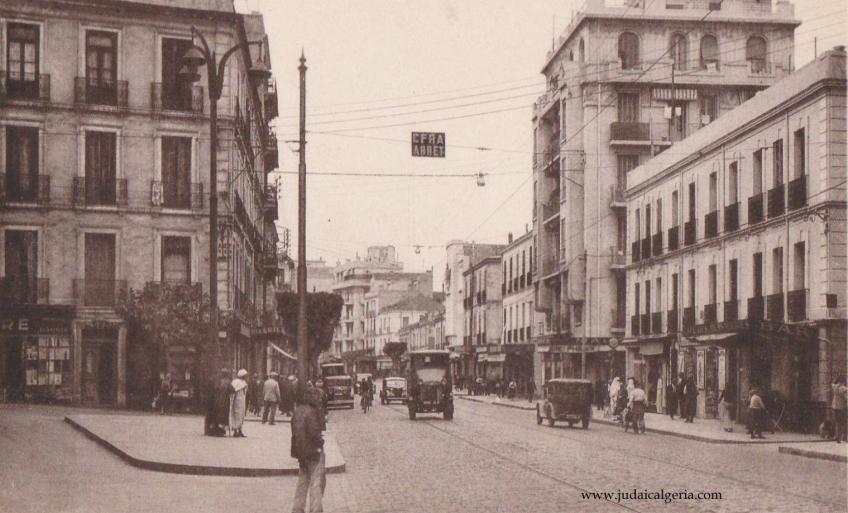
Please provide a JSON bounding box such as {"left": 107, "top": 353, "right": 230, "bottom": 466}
{"left": 411, "top": 132, "right": 446, "bottom": 157}
{"left": 684, "top": 319, "right": 814, "bottom": 339}
{"left": 0, "top": 311, "right": 72, "bottom": 335}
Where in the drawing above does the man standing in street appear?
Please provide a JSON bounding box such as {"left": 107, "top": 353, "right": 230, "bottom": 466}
{"left": 683, "top": 375, "right": 698, "bottom": 423}
{"left": 666, "top": 379, "right": 678, "bottom": 420}
{"left": 291, "top": 385, "right": 326, "bottom": 513}
{"left": 831, "top": 376, "right": 847, "bottom": 443}
{"left": 749, "top": 387, "right": 767, "bottom": 439}
{"left": 262, "top": 372, "right": 281, "bottom": 425}
{"left": 628, "top": 379, "right": 647, "bottom": 434}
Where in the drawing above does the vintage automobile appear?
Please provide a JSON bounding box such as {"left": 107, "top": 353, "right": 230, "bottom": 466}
{"left": 320, "top": 362, "right": 347, "bottom": 378}
{"left": 536, "top": 378, "right": 593, "bottom": 429}
{"left": 323, "top": 375, "right": 355, "bottom": 409}
{"left": 354, "top": 373, "right": 373, "bottom": 395}
{"left": 406, "top": 350, "right": 453, "bottom": 420}
{"left": 380, "top": 377, "right": 408, "bottom": 404}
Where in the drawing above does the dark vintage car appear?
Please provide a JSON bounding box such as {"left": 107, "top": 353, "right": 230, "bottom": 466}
{"left": 406, "top": 350, "right": 453, "bottom": 420}
{"left": 380, "top": 377, "right": 407, "bottom": 404}
{"left": 323, "top": 375, "right": 355, "bottom": 409}
{"left": 536, "top": 378, "right": 593, "bottom": 429}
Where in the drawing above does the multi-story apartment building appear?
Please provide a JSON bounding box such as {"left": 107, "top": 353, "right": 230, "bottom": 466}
{"left": 399, "top": 310, "right": 446, "bottom": 352}
{"left": 626, "top": 48, "right": 846, "bottom": 431}
{"left": 375, "top": 293, "right": 443, "bottom": 365}
{"left": 500, "top": 231, "right": 536, "bottom": 388}
{"left": 532, "top": 0, "right": 798, "bottom": 385}
{"left": 463, "top": 255, "right": 504, "bottom": 381}
{"left": 0, "top": 0, "right": 279, "bottom": 408}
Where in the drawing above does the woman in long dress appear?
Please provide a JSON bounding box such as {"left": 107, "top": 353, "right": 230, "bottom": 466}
{"left": 609, "top": 377, "right": 622, "bottom": 418}
{"left": 229, "top": 369, "right": 249, "bottom": 437}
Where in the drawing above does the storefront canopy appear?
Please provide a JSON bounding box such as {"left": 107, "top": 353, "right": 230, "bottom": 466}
{"left": 269, "top": 343, "right": 297, "bottom": 361}
{"left": 478, "top": 353, "right": 506, "bottom": 363}
{"left": 639, "top": 341, "right": 665, "bottom": 356}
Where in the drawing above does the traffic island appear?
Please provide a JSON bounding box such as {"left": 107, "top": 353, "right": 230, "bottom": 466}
{"left": 65, "top": 413, "right": 345, "bottom": 477}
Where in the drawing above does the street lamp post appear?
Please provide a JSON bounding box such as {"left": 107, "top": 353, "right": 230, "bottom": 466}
{"left": 180, "top": 26, "right": 270, "bottom": 374}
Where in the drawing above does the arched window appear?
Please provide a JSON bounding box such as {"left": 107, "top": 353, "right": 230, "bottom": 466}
{"left": 670, "top": 33, "right": 687, "bottom": 70}
{"left": 578, "top": 38, "right": 585, "bottom": 63}
{"left": 700, "top": 34, "right": 719, "bottom": 70}
{"left": 746, "top": 36, "right": 767, "bottom": 73}
{"left": 618, "top": 32, "right": 640, "bottom": 70}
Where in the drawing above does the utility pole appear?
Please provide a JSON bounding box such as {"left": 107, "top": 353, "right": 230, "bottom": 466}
{"left": 296, "top": 51, "right": 309, "bottom": 383}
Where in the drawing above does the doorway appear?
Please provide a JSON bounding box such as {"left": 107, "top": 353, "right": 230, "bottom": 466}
{"left": 81, "top": 328, "right": 117, "bottom": 406}
{"left": 4, "top": 337, "right": 24, "bottom": 401}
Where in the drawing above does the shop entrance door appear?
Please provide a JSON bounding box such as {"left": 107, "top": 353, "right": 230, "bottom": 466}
{"left": 4, "top": 337, "right": 24, "bottom": 401}
{"left": 82, "top": 338, "right": 116, "bottom": 406}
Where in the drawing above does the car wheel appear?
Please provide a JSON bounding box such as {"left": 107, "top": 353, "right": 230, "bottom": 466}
{"left": 546, "top": 409, "right": 555, "bottom": 427}
{"left": 536, "top": 405, "right": 542, "bottom": 425}
{"left": 582, "top": 417, "right": 590, "bottom": 429}
{"left": 408, "top": 407, "right": 416, "bottom": 420}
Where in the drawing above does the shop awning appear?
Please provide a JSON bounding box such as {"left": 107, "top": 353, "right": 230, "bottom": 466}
{"left": 653, "top": 88, "right": 698, "bottom": 100}
{"left": 679, "top": 332, "right": 737, "bottom": 347}
{"left": 269, "top": 342, "right": 297, "bottom": 361}
{"left": 486, "top": 353, "right": 506, "bottom": 363}
{"left": 639, "top": 341, "right": 665, "bottom": 356}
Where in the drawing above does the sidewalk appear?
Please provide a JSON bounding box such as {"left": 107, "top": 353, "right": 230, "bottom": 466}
{"left": 458, "top": 394, "right": 825, "bottom": 445}
{"left": 65, "top": 412, "right": 345, "bottom": 477}
{"left": 778, "top": 442, "right": 848, "bottom": 463}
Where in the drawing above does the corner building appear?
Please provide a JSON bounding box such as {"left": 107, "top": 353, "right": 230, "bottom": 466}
{"left": 0, "top": 0, "right": 280, "bottom": 408}
{"left": 625, "top": 48, "right": 846, "bottom": 430}
{"left": 531, "top": 0, "right": 798, "bottom": 385}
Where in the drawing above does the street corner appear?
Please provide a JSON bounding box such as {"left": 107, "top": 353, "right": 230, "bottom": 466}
{"left": 64, "top": 413, "right": 345, "bottom": 477}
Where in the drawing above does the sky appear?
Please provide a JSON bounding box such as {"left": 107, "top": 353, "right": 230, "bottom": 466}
{"left": 235, "top": 0, "right": 846, "bottom": 281}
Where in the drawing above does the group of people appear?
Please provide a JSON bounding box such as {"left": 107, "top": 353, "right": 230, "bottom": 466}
{"left": 459, "top": 376, "right": 535, "bottom": 401}
{"left": 607, "top": 376, "right": 648, "bottom": 434}
{"left": 664, "top": 373, "right": 699, "bottom": 423}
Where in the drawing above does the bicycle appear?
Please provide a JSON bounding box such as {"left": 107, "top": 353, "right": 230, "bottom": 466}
{"left": 361, "top": 392, "right": 372, "bottom": 413}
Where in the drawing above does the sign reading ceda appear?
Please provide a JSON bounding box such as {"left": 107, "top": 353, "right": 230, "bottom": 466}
{"left": 411, "top": 131, "right": 445, "bottom": 158}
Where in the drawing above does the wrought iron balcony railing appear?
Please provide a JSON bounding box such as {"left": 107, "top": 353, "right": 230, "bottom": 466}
{"left": 767, "top": 184, "right": 785, "bottom": 218}
{"left": 150, "top": 180, "right": 204, "bottom": 210}
{"left": 667, "top": 225, "right": 679, "bottom": 251}
{"left": 151, "top": 82, "right": 203, "bottom": 114}
{"left": 74, "top": 77, "right": 128, "bottom": 109}
{"left": 73, "top": 177, "right": 128, "bottom": 207}
{"left": 788, "top": 176, "right": 807, "bottom": 211}
{"left": 787, "top": 289, "right": 807, "bottom": 322}
{"left": 748, "top": 193, "right": 764, "bottom": 224}
{"left": 73, "top": 279, "right": 127, "bottom": 307}
{"left": 766, "top": 292, "right": 784, "bottom": 321}
{"left": 0, "top": 174, "right": 50, "bottom": 205}
{"left": 0, "top": 72, "right": 50, "bottom": 102}
{"left": 0, "top": 276, "right": 49, "bottom": 304}
{"left": 724, "top": 202, "right": 739, "bottom": 232}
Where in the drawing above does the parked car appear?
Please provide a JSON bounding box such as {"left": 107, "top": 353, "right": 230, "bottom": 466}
{"left": 406, "top": 350, "right": 453, "bottom": 420}
{"left": 323, "top": 375, "right": 355, "bottom": 409}
{"left": 380, "top": 377, "right": 407, "bottom": 404}
{"left": 536, "top": 378, "right": 593, "bottom": 429}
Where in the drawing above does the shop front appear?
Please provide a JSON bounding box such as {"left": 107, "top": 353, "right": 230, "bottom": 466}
{"left": 628, "top": 338, "right": 672, "bottom": 414}
{"left": 476, "top": 351, "right": 505, "bottom": 382}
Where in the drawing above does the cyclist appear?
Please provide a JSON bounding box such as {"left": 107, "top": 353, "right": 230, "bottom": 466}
{"left": 360, "top": 378, "right": 372, "bottom": 413}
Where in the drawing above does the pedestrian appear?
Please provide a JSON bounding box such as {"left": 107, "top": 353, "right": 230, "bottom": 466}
{"left": 262, "top": 372, "right": 281, "bottom": 425}
{"left": 831, "top": 376, "right": 847, "bottom": 443}
{"left": 527, "top": 379, "right": 536, "bottom": 403}
{"left": 281, "top": 375, "right": 295, "bottom": 416}
{"left": 204, "top": 368, "right": 231, "bottom": 437}
{"left": 628, "top": 379, "right": 647, "bottom": 434}
{"left": 748, "top": 387, "right": 767, "bottom": 439}
{"left": 683, "top": 375, "right": 698, "bottom": 423}
{"left": 291, "top": 385, "right": 326, "bottom": 513}
{"left": 666, "top": 378, "right": 678, "bottom": 420}
{"left": 251, "top": 374, "right": 263, "bottom": 416}
{"left": 229, "top": 369, "right": 249, "bottom": 437}
{"left": 609, "top": 377, "right": 622, "bottom": 418}
{"left": 718, "top": 386, "right": 735, "bottom": 432}
{"left": 158, "top": 373, "right": 173, "bottom": 415}
{"left": 508, "top": 380, "right": 517, "bottom": 399}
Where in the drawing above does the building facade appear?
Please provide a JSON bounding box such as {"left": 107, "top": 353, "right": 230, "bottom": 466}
{"left": 500, "top": 231, "right": 537, "bottom": 388}
{"left": 399, "top": 310, "right": 446, "bottom": 352}
{"left": 532, "top": 0, "right": 798, "bottom": 386}
{"left": 0, "top": 0, "right": 279, "bottom": 408}
{"left": 463, "top": 255, "right": 505, "bottom": 381}
{"left": 625, "top": 48, "right": 846, "bottom": 430}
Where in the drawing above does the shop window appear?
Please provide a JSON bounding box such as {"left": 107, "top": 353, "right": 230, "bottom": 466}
{"left": 25, "top": 336, "right": 72, "bottom": 386}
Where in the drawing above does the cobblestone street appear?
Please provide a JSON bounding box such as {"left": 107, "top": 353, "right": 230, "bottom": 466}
{"left": 1, "top": 401, "right": 845, "bottom": 513}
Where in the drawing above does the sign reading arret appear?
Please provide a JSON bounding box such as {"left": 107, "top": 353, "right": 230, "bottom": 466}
{"left": 411, "top": 132, "right": 445, "bottom": 158}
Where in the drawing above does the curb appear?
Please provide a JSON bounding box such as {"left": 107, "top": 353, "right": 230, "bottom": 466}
{"left": 458, "top": 395, "right": 535, "bottom": 411}
{"left": 64, "top": 416, "right": 345, "bottom": 477}
{"left": 778, "top": 445, "right": 848, "bottom": 463}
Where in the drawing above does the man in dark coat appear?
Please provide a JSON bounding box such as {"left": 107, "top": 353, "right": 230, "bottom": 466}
{"left": 666, "top": 379, "right": 678, "bottom": 420}
{"left": 204, "top": 369, "right": 231, "bottom": 436}
{"left": 683, "top": 376, "right": 699, "bottom": 423}
{"left": 291, "top": 386, "right": 326, "bottom": 513}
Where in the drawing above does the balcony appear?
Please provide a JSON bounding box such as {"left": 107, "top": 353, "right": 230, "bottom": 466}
{"left": 73, "top": 177, "right": 128, "bottom": 207}
{"left": 667, "top": 309, "right": 678, "bottom": 333}
{"left": 513, "top": 277, "right": 519, "bottom": 291}
{"left": 519, "top": 275, "right": 526, "bottom": 289}
{"left": 264, "top": 184, "right": 278, "bottom": 220}
{"left": 631, "top": 314, "right": 640, "bottom": 336}
{"left": 0, "top": 277, "right": 49, "bottom": 304}
{"left": 610, "top": 122, "right": 650, "bottom": 143}
{"left": 667, "top": 225, "right": 679, "bottom": 251}
{"left": 748, "top": 193, "right": 764, "bottom": 224}
{"left": 724, "top": 202, "right": 739, "bottom": 232}
{"left": 73, "top": 279, "right": 127, "bottom": 307}
{"left": 609, "top": 246, "right": 627, "bottom": 269}
{"left": 684, "top": 220, "right": 696, "bottom": 246}
{"left": 151, "top": 83, "right": 203, "bottom": 114}
{"left": 0, "top": 174, "right": 50, "bottom": 205}
{"left": 683, "top": 306, "right": 696, "bottom": 331}
{"left": 766, "top": 292, "right": 784, "bottom": 321}
{"left": 705, "top": 211, "right": 718, "bottom": 239}
{"left": 724, "top": 300, "right": 738, "bottom": 322}
{"left": 542, "top": 200, "right": 559, "bottom": 224}
{"left": 641, "top": 313, "right": 650, "bottom": 335}
{"left": 788, "top": 289, "right": 807, "bottom": 322}
{"left": 703, "top": 303, "right": 717, "bottom": 325}
{"left": 526, "top": 272, "right": 532, "bottom": 286}
{"left": 748, "top": 296, "right": 764, "bottom": 320}
{"left": 74, "top": 77, "right": 128, "bottom": 109}
{"left": 631, "top": 240, "right": 641, "bottom": 263}
{"left": 265, "top": 128, "right": 279, "bottom": 171}
{"left": 641, "top": 237, "right": 652, "bottom": 260}
{"left": 767, "top": 184, "right": 785, "bottom": 218}
{"left": 265, "top": 79, "right": 278, "bottom": 121}
{"left": 651, "top": 233, "right": 662, "bottom": 257}
{"left": 150, "top": 181, "right": 204, "bottom": 210}
{"left": 788, "top": 176, "right": 807, "bottom": 211}
{"left": 525, "top": 326, "right": 532, "bottom": 340}
{"left": 610, "top": 183, "right": 626, "bottom": 208}
{"left": 651, "top": 312, "right": 662, "bottom": 334}
{"left": 0, "top": 73, "right": 50, "bottom": 102}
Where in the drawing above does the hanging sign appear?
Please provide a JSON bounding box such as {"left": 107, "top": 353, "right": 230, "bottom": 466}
{"left": 411, "top": 132, "right": 445, "bottom": 158}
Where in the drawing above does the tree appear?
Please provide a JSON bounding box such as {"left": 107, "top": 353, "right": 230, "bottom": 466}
{"left": 276, "top": 291, "right": 343, "bottom": 378}
{"left": 383, "top": 342, "right": 407, "bottom": 373}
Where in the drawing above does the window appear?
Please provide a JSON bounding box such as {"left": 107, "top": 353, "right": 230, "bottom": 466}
{"left": 708, "top": 265, "right": 717, "bottom": 305}
{"left": 671, "top": 273, "right": 679, "bottom": 309}
{"left": 85, "top": 31, "right": 118, "bottom": 104}
{"left": 773, "top": 139, "right": 784, "bottom": 186}
{"left": 687, "top": 269, "right": 696, "bottom": 307}
{"left": 656, "top": 277, "right": 662, "bottom": 312}
{"left": 85, "top": 131, "right": 117, "bottom": 205}
{"left": 161, "top": 236, "right": 191, "bottom": 283}
{"left": 84, "top": 233, "right": 116, "bottom": 306}
{"left": 616, "top": 215, "right": 627, "bottom": 250}
{"left": 753, "top": 149, "right": 763, "bottom": 195}
{"left": 793, "top": 242, "right": 805, "bottom": 291}
{"left": 793, "top": 128, "right": 805, "bottom": 179}
{"left": 644, "top": 204, "right": 651, "bottom": 238}
{"left": 671, "top": 190, "right": 679, "bottom": 226}
{"left": 618, "top": 32, "right": 640, "bottom": 70}
{"left": 746, "top": 36, "right": 767, "bottom": 73}
{"left": 634, "top": 208, "right": 641, "bottom": 240}
{"left": 634, "top": 282, "right": 641, "bottom": 320}
{"left": 5, "top": 126, "right": 39, "bottom": 202}
{"left": 656, "top": 198, "right": 662, "bottom": 233}
{"left": 162, "top": 38, "right": 194, "bottom": 111}
{"left": 3, "top": 230, "right": 38, "bottom": 304}
{"left": 729, "top": 259, "right": 738, "bottom": 300}
{"left": 6, "top": 23, "right": 40, "bottom": 99}
{"left": 578, "top": 38, "right": 585, "bottom": 63}
{"left": 402, "top": 317, "right": 409, "bottom": 327}
{"left": 161, "top": 136, "right": 192, "bottom": 208}
{"left": 670, "top": 33, "right": 687, "bottom": 70}
{"left": 688, "top": 182, "right": 696, "bottom": 222}
{"left": 618, "top": 93, "right": 639, "bottom": 123}
{"left": 709, "top": 172, "right": 717, "bottom": 212}
{"left": 700, "top": 94, "right": 717, "bottom": 125}
{"left": 728, "top": 162, "right": 739, "bottom": 204}
{"left": 772, "top": 247, "right": 783, "bottom": 294}
{"left": 700, "top": 34, "right": 719, "bottom": 70}
{"left": 670, "top": 101, "right": 687, "bottom": 140}
{"left": 645, "top": 280, "right": 651, "bottom": 314}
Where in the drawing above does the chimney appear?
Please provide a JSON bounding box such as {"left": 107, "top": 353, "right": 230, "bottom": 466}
{"left": 508, "top": 232, "right": 513, "bottom": 243}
